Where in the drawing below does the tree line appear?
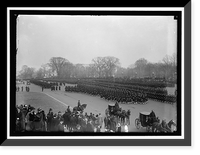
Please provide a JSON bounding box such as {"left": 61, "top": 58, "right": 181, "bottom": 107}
{"left": 17, "top": 53, "right": 177, "bottom": 80}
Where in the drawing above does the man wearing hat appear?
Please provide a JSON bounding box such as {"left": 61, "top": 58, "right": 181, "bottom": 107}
{"left": 35, "top": 108, "right": 42, "bottom": 122}
{"left": 47, "top": 108, "right": 54, "bottom": 131}
{"left": 67, "top": 106, "right": 71, "bottom": 113}
{"left": 37, "top": 107, "right": 42, "bottom": 113}
{"left": 25, "top": 108, "right": 35, "bottom": 131}
{"left": 57, "top": 111, "right": 64, "bottom": 123}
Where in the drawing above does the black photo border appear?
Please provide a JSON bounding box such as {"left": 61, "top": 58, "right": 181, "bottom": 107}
{"left": 2, "top": 2, "right": 191, "bottom": 146}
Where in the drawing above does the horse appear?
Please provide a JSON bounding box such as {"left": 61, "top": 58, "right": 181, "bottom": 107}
{"left": 104, "top": 116, "right": 109, "bottom": 129}
{"left": 165, "top": 120, "right": 177, "bottom": 132}
{"left": 120, "top": 110, "right": 126, "bottom": 125}
{"left": 73, "top": 104, "right": 87, "bottom": 113}
{"left": 105, "top": 108, "right": 109, "bottom": 117}
{"left": 152, "top": 119, "right": 176, "bottom": 133}
{"left": 110, "top": 115, "right": 117, "bottom": 132}
{"left": 114, "top": 111, "right": 122, "bottom": 122}
{"left": 104, "top": 115, "right": 117, "bottom": 132}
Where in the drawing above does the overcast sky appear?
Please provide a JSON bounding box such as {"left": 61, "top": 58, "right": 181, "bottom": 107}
{"left": 16, "top": 15, "right": 177, "bottom": 71}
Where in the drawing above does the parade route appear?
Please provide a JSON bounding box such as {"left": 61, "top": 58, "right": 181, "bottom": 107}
{"left": 16, "top": 82, "right": 177, "bottom": 132}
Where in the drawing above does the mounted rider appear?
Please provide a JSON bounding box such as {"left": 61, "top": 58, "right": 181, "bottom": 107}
{"left": 77, "top": 100, "right": 82, "bottom": 111}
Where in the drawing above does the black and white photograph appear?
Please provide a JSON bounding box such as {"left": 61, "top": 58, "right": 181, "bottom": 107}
{"left": 15, "top": 13, "right": 178, "bottom": 134}
{"left": 4, "top": 4, "right": 192, "bottom": 146}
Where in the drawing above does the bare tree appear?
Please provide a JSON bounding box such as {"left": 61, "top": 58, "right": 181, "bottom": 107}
{"left": 87, "top": 64, "right": 98, "bottom": 77}
{"left": 114, "top": 66, "right": 127, "bottom": 78}
{"left": 92, "top": 57, "right": 106, "bottom": 77}
{"left": 72, "top": 64, "right": 86, "bottom": 78}
{"left": 18, "top": 65, "right": 35, "bottom": 79}
{"left": 59, "top": 62, "right": 74, "bottom": 78}
{"left": 162, "top": 55, "right": 173, "bottom": 79}
{"left": 134, "top": 58, "right": 148, "bottom": 77}
{"left": 102, "top": 56, "right": 120, "bottom": 77}
{"left": 48, "top": 57, "right": 69, "bottom": 78}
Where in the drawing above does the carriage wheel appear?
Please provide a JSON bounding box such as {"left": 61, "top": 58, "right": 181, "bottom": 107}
{"left": 135, "top": 118, "right": 141, "bottom": 129}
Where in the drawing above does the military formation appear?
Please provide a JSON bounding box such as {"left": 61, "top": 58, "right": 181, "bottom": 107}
{"left": 64, "top": 78, "right": 176, "bottom": 104}
{"left": 65, "top": 83, "right": 148, "bottom": 104}
{"left": 26, "top": 78, "right": 176, "bottom": 104}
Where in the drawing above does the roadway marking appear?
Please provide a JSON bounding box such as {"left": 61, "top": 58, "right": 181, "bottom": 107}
{"left": 42, "top": 92, "right": 70, "bottom": 108}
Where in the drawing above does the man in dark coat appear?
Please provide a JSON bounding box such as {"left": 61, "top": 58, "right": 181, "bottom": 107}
{"left": 77, "top": 100, "right": 82, "bottom": 112}
{"left": 67, "top": 106, "right": 71, "bottom": 113}
{"left": 47, "top": 108, "right": 54, "bottom": 131}
{"left": 86, "top": 120, "right": 94, "bottom": 132}
{"left": 148, "top": 110, "right": 156, "bottom": 125}
{"left": 29, "top": 110, "right": 35, "bottom": 121}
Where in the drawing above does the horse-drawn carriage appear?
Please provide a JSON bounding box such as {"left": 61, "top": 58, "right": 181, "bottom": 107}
{"left": 135, "top": 111, "right": 177, "bottom": 133}
{"left": 135, "top": 112, "right": 153, "bottom": 132}
{"left": 104, "top": 103, "right": 131, "bottom": 132}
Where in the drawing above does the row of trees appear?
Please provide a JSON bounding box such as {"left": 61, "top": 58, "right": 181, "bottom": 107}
{"left": 120, "top": 53, "right": 177, "bottom": 80}
{"left": 17, "top": 53, "right": 177, "bottom": 80}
